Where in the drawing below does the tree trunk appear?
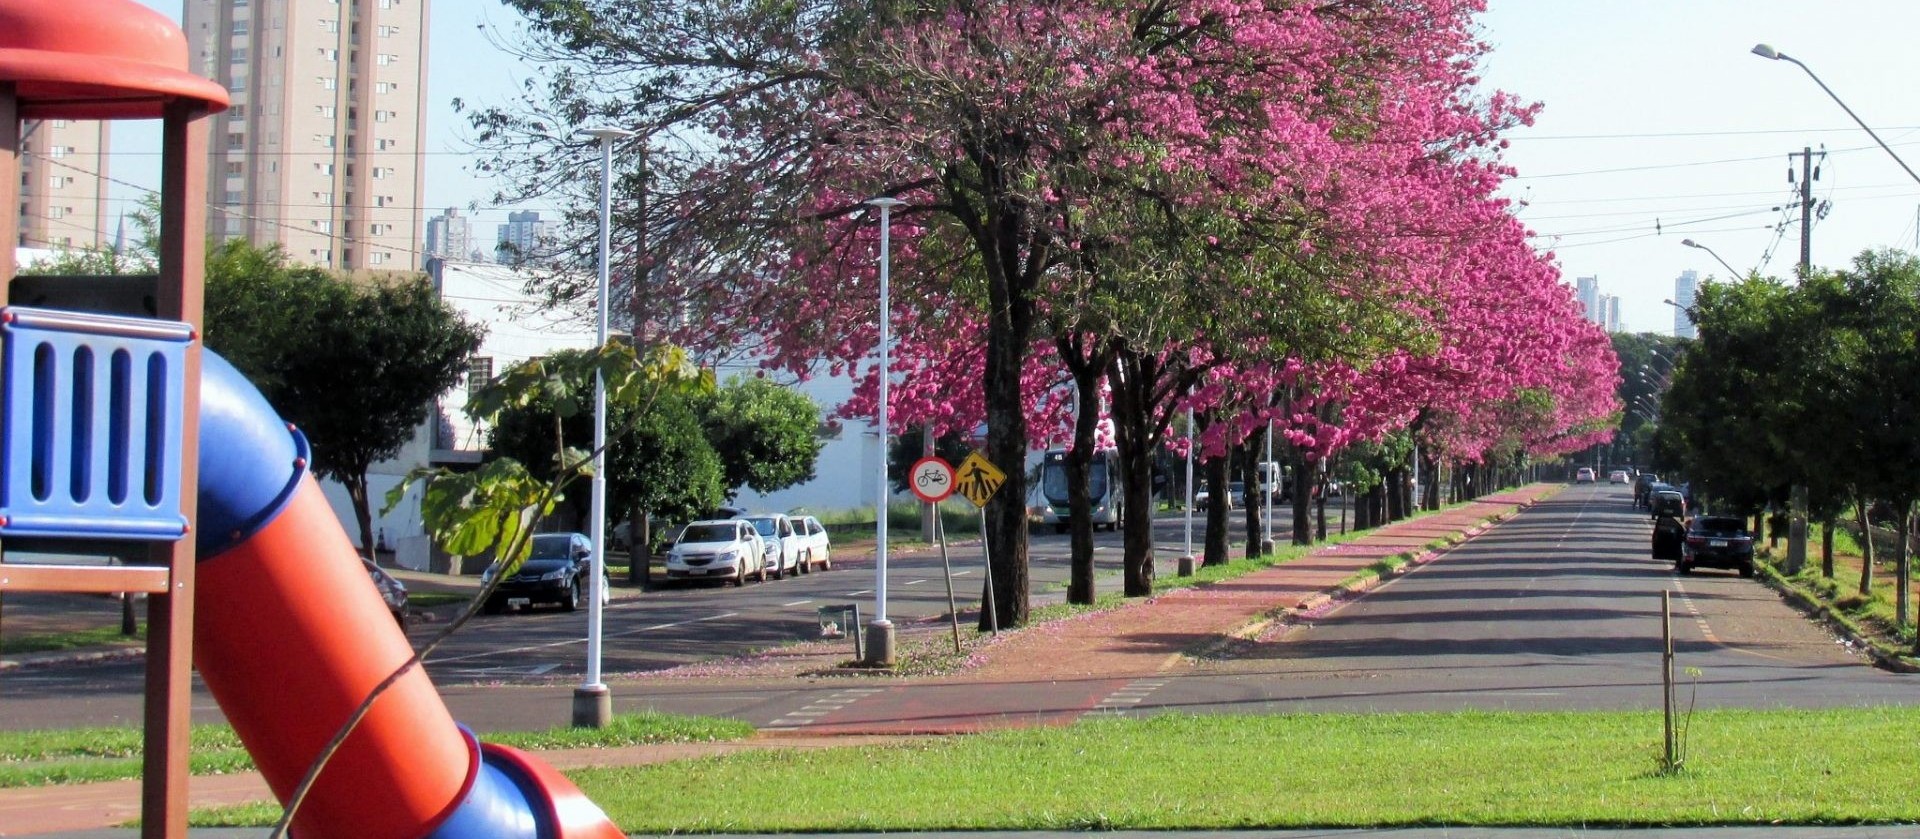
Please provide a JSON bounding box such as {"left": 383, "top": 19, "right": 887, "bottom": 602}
{"left": 1420, "top": 450, "right": 1441, "bottom": 511}
{"left": 978, "top": 225, "right": 1034, "bottom": 630}
{"left": 1385, "top": 466, "right": 1406, "bottom": 522}
{"left": 1291, "top": 450, "right": 1312, "bottom": 545}
{"left": 1203, "top": 449, "right": 1230, "bottom": 567}
{"left": 1898, "top": 502, "right": 1912, "bottom": 631}
{"left": 1857, "top": 500, "right": 1875, "bottom": 597}
{"left": 1821, "top": 516, "right": 1835, "bottom": 578}
{"left": 1058, "top": 335, "right": 1107, "bottom": 606}
{"left": 1108, "top": 346, "right": 1158, "bottom": 597}
{"left": 1243, "top": 434, "right": 1267, "bottom": 558}
{"left": 345, "top": 471, "right": 375, "bottom": 560}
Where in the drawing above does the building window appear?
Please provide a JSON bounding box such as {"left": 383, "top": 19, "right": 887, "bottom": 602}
{"left": 231, "top": 48, "right": 248, "bottom": 63}
{"left": 314, "top": 162, "right": 335, "bottom": 175}
{"left": 231, "top": 20, "right": 248, "bottom": 35}
{"left": 320, "top": 48, "right": 338, "bottom": 62}
{"left": 316, "top": 105, "right": 336, "bottom": 118}
{"left": 224, "top": 190, "right": 244, "bottom": 204}
{"left": 369, "top": 251, "right": 388, "bottom": 265}
{"left": 467, "top": 358, "right": 492, "bottom": 391}
{"left": 225, "top": 161, "right": 244, "bottom": 176}
{"left": 318, "top": 77, "right": 336, "bottom": 90}
{"left": 48, "top": 174, "right": 64, "bottom": 189}
{"left": 321, "top": 19, "right": 338, "bottom": 33}
{"left": 378, "top": 25, "right": 397, "bottom": 37}
{"left": 47, "top": 206, "right": 65, "bottom": 219}
{"left": 48, "top": 145, "right": 66, "bottom": 159}
{"left": 227, "top": 133, "right": 245, "bottom": 149}
{"left": 376, "top": 53, "right": 396, "bottom": 66}
{"left": 376, "top": 81, "right": 395, "bottom": 94}
{"left": 374, "top": 109, "right": 392, "bottom": 123}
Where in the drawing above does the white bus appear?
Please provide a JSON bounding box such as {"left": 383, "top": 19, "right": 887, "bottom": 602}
{"left": 1039, "top": 447, "right": 1123, "bottom": 533}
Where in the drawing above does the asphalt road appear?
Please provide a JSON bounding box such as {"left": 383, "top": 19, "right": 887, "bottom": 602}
{"left": 0, "top": 502, "right": 1344, "bottom": 730}
{"left": 1150, "top": 481, "right": 1914, "bottom": 713}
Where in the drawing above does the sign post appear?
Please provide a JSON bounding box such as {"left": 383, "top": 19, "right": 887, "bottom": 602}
{"left": 955, "top": 451, "right": 1006, "bottom": 634}
{"left": 908, "top": 457, "right": 962, "bottom": 651}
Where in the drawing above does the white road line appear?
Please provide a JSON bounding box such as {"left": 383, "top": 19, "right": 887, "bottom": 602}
{"left": 849, "top": 589, "right": 874, "bottom": 596}
{"left": 426, "top": 612, "right": 740, "bottom": 664}
{"left": 904, "top": 579, "right": 927, "bottom": 585}
{"left": 783, "top": 600, "right": 814, "bottom": 607}
{"left": 951, "top": 571, "right": 972, "bottom": 577}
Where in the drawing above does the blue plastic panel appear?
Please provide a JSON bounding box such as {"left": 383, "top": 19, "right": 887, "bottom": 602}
{"left": 1, "top": 307, "right": 192, "bottom": 541}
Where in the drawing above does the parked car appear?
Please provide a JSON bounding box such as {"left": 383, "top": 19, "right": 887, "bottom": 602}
{"left": 1194, "top": 484, "right": 1233, "bottom": 511}
{"left": 1575, "top": 467, "right": 1596, "bottom": 483}
{"left": 787, "top": 515, "right": 833, "bottom": 572}
{"left": 363, "top": 558, "right": 409, "bottom": 629}
{"left": 664, "top": 519, "right": 766, "bottom": 585}
{"left": 1608, "top": 469, "right": 1630, "bottom": 484}
{"left": 1649, "top": 489, "right": 1686, "bottom": 521}
{"left": 480, "top": 532, "right": 608, "bottom": 614}
{"left": 738, "top": 513, "right": 804, "bottom": 578}
{"left": 1679, "top": 515, "right": 1756, "bottom": 577}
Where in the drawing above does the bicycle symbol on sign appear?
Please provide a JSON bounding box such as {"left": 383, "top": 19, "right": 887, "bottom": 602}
{"left": 909, "top": 457, "right": 956, "bottom": 503}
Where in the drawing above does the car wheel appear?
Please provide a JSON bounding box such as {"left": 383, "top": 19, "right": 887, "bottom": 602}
{"left": 821, "top": 552, "right": 831, "bottom": 571}
{"left": 733, "top": 564, "right": 746, "bottom": 587}
{"left": 482, "top": 597, "right": 505, "bottom": 615}
{"left": 756, "top": 561, "right": 768, "bottom": 583}
{"left": 1676, "top": 561, "right": 1693, "bottom": 575}
{"left": 562, "top": 578, "right": 582, "bottom": 612}
{"left": 1054, "top": 523, "right": 1068, "bottom": 535}
{"left": 771, "top": 559, "right": 785, "bottom": 580}
{"left": 1739, "top": 563, "right": 1755, "bottom": 578}
{"left": 393, "top": 609, "right": 409, "bottom": 631}
{"left": 797, "top": 550, "right": 811, "bottom": 574}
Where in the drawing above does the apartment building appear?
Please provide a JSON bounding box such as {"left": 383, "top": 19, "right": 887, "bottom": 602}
{"left": 185, "top": 0, "right": 429, "bottom": 271}
{"left": 17, "top": 119, "right": 111, "bottom": 250}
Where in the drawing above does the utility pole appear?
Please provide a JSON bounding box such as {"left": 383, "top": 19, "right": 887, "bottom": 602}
{"left": 1785, "top": 146, "right": 1821, "bottom": 573}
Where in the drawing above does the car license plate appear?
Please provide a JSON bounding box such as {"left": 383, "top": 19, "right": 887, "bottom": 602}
{"left": 508, "top": 597, "right": 530, "bottom": 608}
{"left": 1709, "top": 539, "right": 1727, "bottom": 547}
{"left": 689, "top": 569, "right": 707, "bottom": 576}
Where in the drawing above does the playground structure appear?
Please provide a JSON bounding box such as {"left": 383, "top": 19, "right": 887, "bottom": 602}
{"left": 0, "top": 3, "right": 622, "bottom": 837}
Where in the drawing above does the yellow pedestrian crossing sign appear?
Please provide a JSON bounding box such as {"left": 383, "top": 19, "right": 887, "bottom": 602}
{"left": 954, "top": 451, "right": 1007, "bottom": 508}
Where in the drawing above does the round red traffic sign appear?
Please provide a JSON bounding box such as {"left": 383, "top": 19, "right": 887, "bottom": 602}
{"left": 909, "top": 456, "right": 955, "bottom": 503}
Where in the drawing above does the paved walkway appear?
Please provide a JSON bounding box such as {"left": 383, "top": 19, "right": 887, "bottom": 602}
{"left": 1, "top": 485, "right": 1555, "bottom": 836}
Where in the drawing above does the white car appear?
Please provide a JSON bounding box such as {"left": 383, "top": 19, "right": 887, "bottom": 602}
{"left": 786, "top": 515, "right": 832, "bottom": 572}
{"left": 664, "top": 520, "right": 765, "bottom": 586}
{"left": 1575, "top": 467, "right": 1596, "bottom": 483}
{"left": 1608, "top": 469, "right": 1630, "bottom": 484}
{"left": 738, "top": 513, "right": 803, "bottom": 578}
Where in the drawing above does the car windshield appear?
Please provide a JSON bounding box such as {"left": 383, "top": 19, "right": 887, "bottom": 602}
{"left": 745, "top": 518, "right": 777, "bottom": 537}
{"left": 680, "top": 524, "right": 738, "bottom": 544}
{"left": 529, "top": 534, "right": 573, "bottom": 559}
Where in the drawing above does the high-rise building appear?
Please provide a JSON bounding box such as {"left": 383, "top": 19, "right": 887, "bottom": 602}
{"left": 185, "top": 0, "right": 429, "bottom": 271}
{"left": 1604, "top": 295, "right": 1621, "bottom": 333}
{"left": 17, "top": 119, "right": 111, "bottom": 250}
{"left": 1673, "top": 269, "right": 1698, "bottom": 339}
{"left": 425, "top": 207, "right": 471, "bottom": 263}
{"left": 495, "top": 210, "right": 551, "bottom": 265}
{"left": 1575, "top": 275, "right": 1599, "bottom": 324}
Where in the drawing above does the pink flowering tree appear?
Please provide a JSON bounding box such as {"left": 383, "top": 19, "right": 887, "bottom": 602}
{"left": 471, "top": 0, "right": 1548, "bottom": 617}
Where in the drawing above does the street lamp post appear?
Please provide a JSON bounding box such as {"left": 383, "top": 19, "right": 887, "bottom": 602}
{"left": 1752, "top": 42, "right": 1920, "bottom": 576}
{"left": 1181, "top": 405, "right": 1195, "bottom": 573}
{"left": 573, "top": 126, "right": 634, "bottom": 728}
{"left": 1262, "top": 418, "right": 1274, "bottom": 555}
{"left": 1753, "top": 45, "right": 1920, "bottom": 188}
{"left": 864, "top": 196, "right": 905, "bottom": 667}
{"left": 1680, "top": 239, "right": 1740, "bottom": 280}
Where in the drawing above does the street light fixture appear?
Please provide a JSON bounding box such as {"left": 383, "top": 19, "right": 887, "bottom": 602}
{"left": 573, "top": 126, "right": 634, "bottom": 728}
{"left": 1680, "top": 239, "right": 1741, "bottom": 280}
{"left": 863, "top": 195, "right": 905, "bottom": 667}
{"left": 1753, "top": 44, "right": 1920, "bottom": 188}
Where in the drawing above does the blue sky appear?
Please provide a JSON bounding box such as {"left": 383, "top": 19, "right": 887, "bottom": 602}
{"left": 122, "top": 1, "right": 1920, "bottom": 334}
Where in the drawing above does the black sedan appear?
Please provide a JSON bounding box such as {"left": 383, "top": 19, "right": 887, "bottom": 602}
{"left": 1679, "top": 516, "right": 1755, "bottom": 577}
{"left": 481, "top": 532, "right": 600, "bottom": 613}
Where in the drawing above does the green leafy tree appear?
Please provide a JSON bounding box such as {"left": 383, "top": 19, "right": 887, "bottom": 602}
{"left": 201, "top": 241, "right": 485, "bottom": 556}
{"left": 487, "top": 349, "right": 726, "bottom": 536}
{"left": 695, "top": 375, "right": 825, "bottom": 499}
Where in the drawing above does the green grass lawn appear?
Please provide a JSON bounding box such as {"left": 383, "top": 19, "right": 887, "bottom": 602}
{"left": 0, "top": 712, "right": 749, "bottom": 789}
{"left": 0, "top": 624, "right": 146, "bottom": 656}
{"left": 561, "top": 709, "right": 1920, "bottom": 831}
{"left": 188, "top": 707, "right": 1920, "bottom": 830}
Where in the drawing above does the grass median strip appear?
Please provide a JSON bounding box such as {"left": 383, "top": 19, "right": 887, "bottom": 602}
{"left": 192, "top": 706, "right": 1920, "bottom": 830}
{"left": 1, "top": 711, "right": 750, "bottom": 789}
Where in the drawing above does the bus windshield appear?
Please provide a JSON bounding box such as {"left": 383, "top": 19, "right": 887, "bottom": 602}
{"left": 1042, "top": 457, "right": 1109, "bottom": 504}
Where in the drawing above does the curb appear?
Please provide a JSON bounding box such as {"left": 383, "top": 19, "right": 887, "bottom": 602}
{"left": 0, "top": 644, "right": 146, "bottom": 672}
{"left": 1754, "top": 560, "right": 1920, "bottom": 674}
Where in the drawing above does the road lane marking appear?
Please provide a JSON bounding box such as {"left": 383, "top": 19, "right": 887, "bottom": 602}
{"left": 425, "top": 612, "right": 741, "bottom": 664}
{"left": 766, "top": 687, "right": 886, "bottom": 729}
{"left": 783, "top": 599, "right": 814, "bottom": 607}
{"left": 904, "top": 579, "right": 927, "bottom": 585}
{"left": 849, "top": 589, "right": 874, "bottom": 596}
{"left": 951, "top": 570, "right": 972, "bottom": 576}
{"left": 1093, "top": 679, "right": 1167, "bottom": 715}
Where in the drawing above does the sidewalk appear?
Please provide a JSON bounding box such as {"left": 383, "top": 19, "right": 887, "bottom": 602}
{"left": 1, "top": 485, "right": 1555, "bottom": 835}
